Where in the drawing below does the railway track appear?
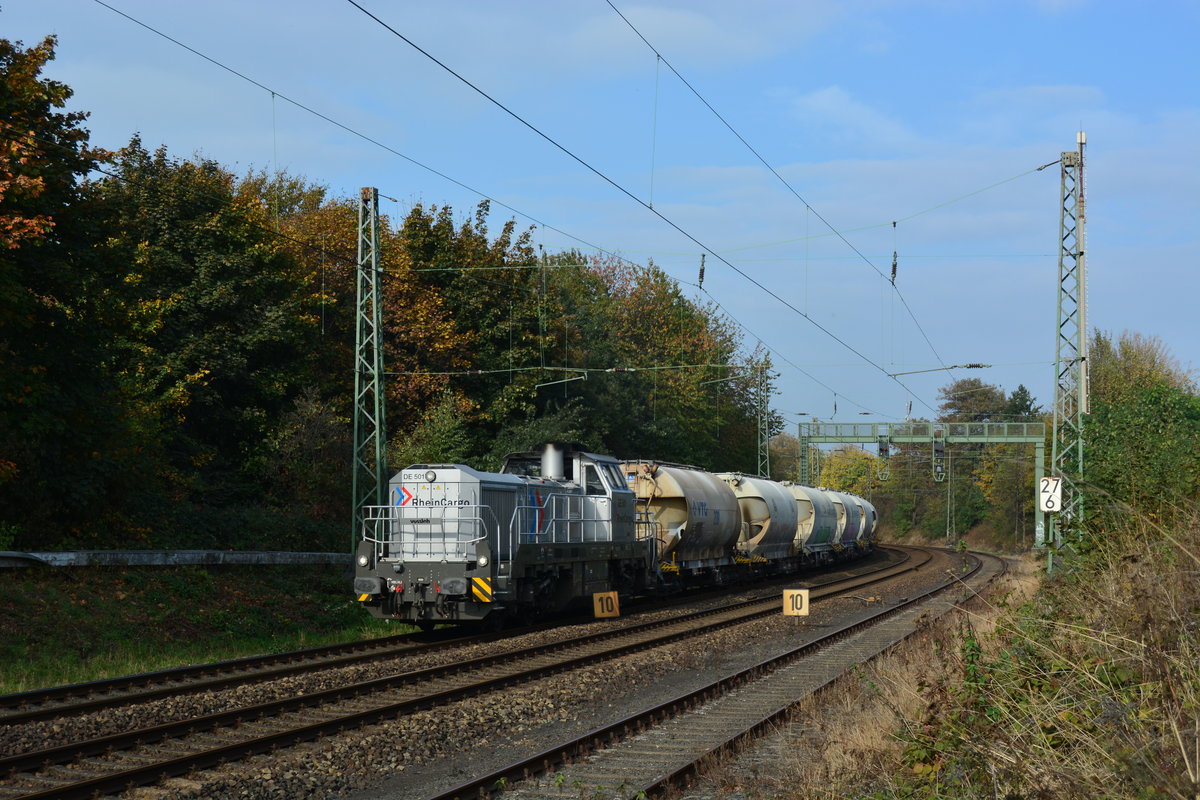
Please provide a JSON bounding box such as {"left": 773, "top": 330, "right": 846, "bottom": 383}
{"left": 0, "top": 548, "right": 924, "bottom": 800}
{"left": 0, "top": 548, "right": 898, "bottom": 729}
{"left": 0, "top": 632, "right": 430, "bottom": 727}
{"left": 428, "top": 548, "right": 1006, "bottom": 800}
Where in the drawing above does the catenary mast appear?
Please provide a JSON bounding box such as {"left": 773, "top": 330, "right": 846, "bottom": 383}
{"left": 1050, "top": 132, "right": 1088, "bottom": 559}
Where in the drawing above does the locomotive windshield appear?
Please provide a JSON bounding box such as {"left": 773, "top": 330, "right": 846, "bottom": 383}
{"left": 601, "top": 463, "right": 627, "bottom": 488}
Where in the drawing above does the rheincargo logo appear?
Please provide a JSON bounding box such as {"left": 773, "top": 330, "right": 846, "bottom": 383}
{"left": 396, "top": 487, "right": 470, "bottom": 507}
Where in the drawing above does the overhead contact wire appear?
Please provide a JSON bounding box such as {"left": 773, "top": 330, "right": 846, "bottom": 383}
{"left": 605, "top": 0, "right": 961, "bottom": 384}
{"left": 696, "top": 288, "right": 896, "bottom": 418}
{"left": 90, "top": 0, "right": 924, "bottom": 415}
{"left": 90, "top": 0, "right": 663, "bottom": 288}
{"left": 344, "top": 0, "right": 935, "bottom": 413}
{"left": 90, "top": 0, "right": 784, "bottom": 365}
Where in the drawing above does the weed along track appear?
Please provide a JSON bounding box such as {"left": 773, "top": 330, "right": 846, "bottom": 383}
{"left": 428, "top": 548, "right": 1005, "bottom": 800}
{"left": 0, "top": 548, "right": 929, "bottom": 800}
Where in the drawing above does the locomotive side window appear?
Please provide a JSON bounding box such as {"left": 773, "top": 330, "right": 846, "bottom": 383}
{"left": 503, "top": 457, "right": 540, "bottom": 477}
{"left": 583, "top": 464, "right": 606, "bottom": 496}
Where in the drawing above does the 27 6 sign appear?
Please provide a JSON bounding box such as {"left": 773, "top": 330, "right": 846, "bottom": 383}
{"left": 1039, "top": 477, "right": 1063, "bottom": 513}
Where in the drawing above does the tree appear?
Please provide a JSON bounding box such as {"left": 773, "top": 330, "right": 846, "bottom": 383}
{"left": 390, "top": 206, "right": 765, "bottom": 472}
{"left": 91, "top": 141, "right": 317, "bottom": 508}
{"left": 1089, "top": 330, "right": 1194, "bottom": 405}
{"left": 976, "top": 442, "right": 1036, "bottom": 546}
{"left": 821, "top": 446, "right": 880, "bottom": 499}
{"left": 1086, "top": 331, "right": 1199, "bottom": 517}
{"left": 0, "top": 37, "right": 139, "bottom": 548}
{"left": 938, "top": 378, "right": 1006, "bottom": 421}
{"left": 768, "top": 432, "right": 801, "bottom": 482}
{"left": 1004, "top": 384, "right": 1041, "bottom": 419}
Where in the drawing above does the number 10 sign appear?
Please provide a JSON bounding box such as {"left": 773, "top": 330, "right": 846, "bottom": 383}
{"left": 783, "top": 589, "right": 810, "bottom": 616}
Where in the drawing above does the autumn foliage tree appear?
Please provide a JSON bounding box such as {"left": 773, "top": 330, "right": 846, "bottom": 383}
{"left": 0, "top": 36, "right": 780, "bottom": 550}
{"left": 0, "top": 37, "right": 134, "bottom": 548}
{"left": 820, "top": 446, "right": 881, "bottom": 500}
{"left": 385, "top": 212, "right": 771, "bottom": 473}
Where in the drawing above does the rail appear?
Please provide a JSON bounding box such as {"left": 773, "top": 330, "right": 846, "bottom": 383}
{"left": 0, "top": 550, "right": 920, "bottom": 799}
{"left": 428, "top": 547, "right": 998, "bottom": 800}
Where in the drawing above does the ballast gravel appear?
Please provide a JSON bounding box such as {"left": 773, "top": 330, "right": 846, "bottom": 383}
{"left": 2, "top": 548, "right": 946, "bottom": 800}
{"left": 0, "top": 589, "right": 756, "bottom": 758}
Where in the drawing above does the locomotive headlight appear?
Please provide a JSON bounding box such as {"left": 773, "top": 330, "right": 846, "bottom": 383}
{"left": 425, "top": 470, "right": 437, "bottom": 482}
{"left": 357, "top": 555, "right": 370, "bottom": 568}
{"left": 478, "top": 555, "right": 489, "bottom": 567}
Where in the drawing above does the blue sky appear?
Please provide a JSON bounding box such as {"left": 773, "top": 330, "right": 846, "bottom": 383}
{"left": 5, "top": 0, "right": 1197, "bottom": 426}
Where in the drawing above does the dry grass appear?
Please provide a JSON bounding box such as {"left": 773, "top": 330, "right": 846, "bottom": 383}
{"left": 731, "top": 510, "right": 1200, "bottom": 800}
{"left": 731, "top": 557, "right": 1040, "bottom": 799}
{"left": 945, "top": 510, "right": 1200, "bottom": 800}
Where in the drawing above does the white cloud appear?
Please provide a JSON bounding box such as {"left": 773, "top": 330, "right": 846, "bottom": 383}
{"left": 786, "top": 86, "right": 927, "bottom": 153}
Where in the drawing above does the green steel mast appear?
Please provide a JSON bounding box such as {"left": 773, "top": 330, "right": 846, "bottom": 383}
{"left": 1050, "top": 133, "right": 1088, "bottom": 559}
{"left": 351, "top": 187, "right": 387, "bottom": 549}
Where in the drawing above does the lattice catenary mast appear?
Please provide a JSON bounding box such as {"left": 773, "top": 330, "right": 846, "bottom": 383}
{"left": 351, "top": 187, "right": 388, "bottom": 549}
{"left": 1050, "top": 132, "right": 1088, "bottom": 552}
{"left": 757, "top": 364, "right": 771, "bottom": 478}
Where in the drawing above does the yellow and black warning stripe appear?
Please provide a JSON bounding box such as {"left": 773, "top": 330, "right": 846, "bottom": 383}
{"left": 471, "top": 577, "right": 494, "bottom": 603}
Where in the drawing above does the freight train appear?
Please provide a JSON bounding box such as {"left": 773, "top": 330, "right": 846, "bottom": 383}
{"left": 352, "top": 443, "right": 876, "bottom": 628}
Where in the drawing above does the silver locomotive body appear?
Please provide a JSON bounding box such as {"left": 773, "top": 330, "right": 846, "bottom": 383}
{"left": 354, "top": 444, "right": 652, "bottom": 627}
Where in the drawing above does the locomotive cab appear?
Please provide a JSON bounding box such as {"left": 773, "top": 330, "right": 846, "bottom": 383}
{"left": 500, "top": 443, "right": 636, "bottom": 543}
